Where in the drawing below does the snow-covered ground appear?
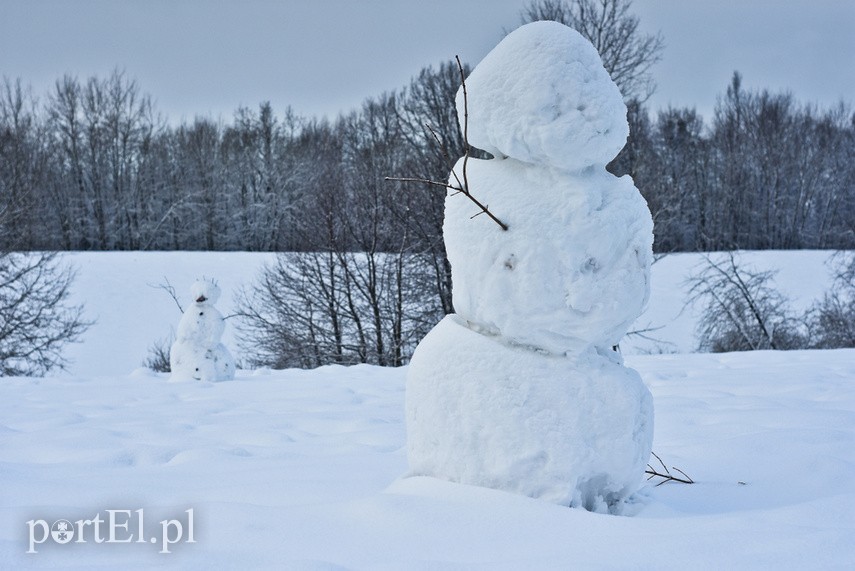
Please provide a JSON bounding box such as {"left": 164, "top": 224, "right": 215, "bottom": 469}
{"left": 2, "top": 250, "right": 853, "bottom": 568}
{"left": 631, "top": 250, "right": 835, "bottom": 355}
{"left": 60, "top": 250, "right": 838, "bottom": 376}
{"left": 63, "top": 251, "right": 270, "bottom": 377}
{"left": 1, "top": 350, "right": 853, "bottom": 569}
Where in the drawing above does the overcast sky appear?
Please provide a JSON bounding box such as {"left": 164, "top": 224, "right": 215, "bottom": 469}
{"left": 1, "top": 0, "right": 853, "bottom": 125}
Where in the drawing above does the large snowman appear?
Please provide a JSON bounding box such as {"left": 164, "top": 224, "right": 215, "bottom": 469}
{"left": 169, "top": 279, "right": 235, "bottom": 382}
{"left": 406, "top": 21, "right": 655, "bottom": 513}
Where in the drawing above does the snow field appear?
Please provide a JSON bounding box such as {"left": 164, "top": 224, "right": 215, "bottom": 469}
{"left": 1, "top": 350, "right": 853, "bottom": 568}
{"left": 4, "top": 247, "right": 844, "bottom": 568}
{"left": 57, "top": 250, "right": 840, "bottom": 377}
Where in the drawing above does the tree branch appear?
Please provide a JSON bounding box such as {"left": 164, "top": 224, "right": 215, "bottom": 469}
{"left": 385, "top": 55, "right": 508, "bottom": 231}
{"left": 149, "top": 278, "right": 183, "bottom": 313}
{"left": 645, "top": 451, "right": 694, "bottom": 486}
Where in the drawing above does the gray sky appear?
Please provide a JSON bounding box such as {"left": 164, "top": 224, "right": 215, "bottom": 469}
{"left": 1, "top": 0, "right": 853, "bottom": 125}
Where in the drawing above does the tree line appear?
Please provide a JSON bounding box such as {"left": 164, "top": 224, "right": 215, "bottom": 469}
{"left": 613, "top": 73, "right": 855, "bottom": 253}
{"left": 0, "top": 65, "right": 463, "bottom": 254}
{"left": 2, "top": 68, "right": 852, "bottom": 255}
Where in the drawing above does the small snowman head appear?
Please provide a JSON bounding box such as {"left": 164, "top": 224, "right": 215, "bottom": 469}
{"left": 190, "top": 279, "right": 221, "bottom": 305}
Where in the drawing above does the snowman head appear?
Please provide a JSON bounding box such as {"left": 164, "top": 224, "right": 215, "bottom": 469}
{"left": 190, "top": 279, "right": 221, "bottom": 305}
{"left": 458, "top": 20, "right": 628, "bottom": 171}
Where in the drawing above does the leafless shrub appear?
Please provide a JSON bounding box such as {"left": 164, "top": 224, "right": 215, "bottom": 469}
{"left": 235, "top": 252, "right": 440, "bottom": 370}
{"left": 809, "top": 252, "right": 855, "bottom": 348}
{"left": 0, "top": 252, "right": 91, "bottom": 376}
{"left": 686, "top": 252, "right": 808, "bottom": 352}
{"left": 143, "top": 333, "right": 173, "bottom": 373}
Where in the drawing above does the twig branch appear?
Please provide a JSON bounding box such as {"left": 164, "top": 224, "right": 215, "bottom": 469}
{"left": 424, "top": 123, "right": 465, "bottom": 191}
{"left": 149, "top": 278, "right": 184, "bottom": 313}
{"left": 385, "top": 174, "right": 509, "bottom": 232}
{"left": 385, "top": 55, "right": 508, "bottom": 231}
{"left": 456, "top": 55, "right": 472, "bottom": 205}
{"left": 645, "top": 451, "right": 694, "bottom": 486}
{"left": 385, "top": 176, "right": 458, "bottom": 190}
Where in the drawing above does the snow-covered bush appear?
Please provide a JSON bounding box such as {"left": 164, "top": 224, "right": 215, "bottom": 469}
{"left": 686, "top": 253, "right": 808, "bottom": 352}
{"left": 143, "top": 334, "right": 173, "bottom": 373}
{"left": 810, "top": 252, "right": 855, "bottom": 348}
{"left": 235, "top": 251, "right": 440, "bottom": 369}
{"left": 0, "top": 252, "right": 90, "bottom": 376}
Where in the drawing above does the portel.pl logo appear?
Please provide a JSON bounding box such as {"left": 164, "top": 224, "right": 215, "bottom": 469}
{"left": 26, "top": 508, "right": 195, "bottom": 554}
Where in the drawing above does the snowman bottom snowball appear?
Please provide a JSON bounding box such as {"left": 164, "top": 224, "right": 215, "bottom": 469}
{"left": 170, "top": 341, "right": 235, "bottom": 382}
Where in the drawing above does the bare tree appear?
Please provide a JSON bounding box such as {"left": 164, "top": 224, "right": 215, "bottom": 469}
{"left": 235, "top": 253, "right": 354, "bottom": 369}
{"left": 686, "top": 253, "right": 807, "bottom": 352}
{"left": 395, "top": 60, "right": 470, "bottom": 315}
{"left": 520, "top": 0, "right": 664, "bottom": 101}
{"left": 0, "top": 252, "right": 91, "bottom": 376}
{"left": 1, "top": 86, "right": 90, "bottom": 376}
{"left": 0, "top": 78, "right": 53, "bottom": 250}
{"left": 644, "top": 106, "right": 712, "bottom": 252}
{"left": 234, "top": 119, "right": 357, "bottom": 369}
{"left": 809, "top": 252, "right": 855, "bottom": 348}
{"left": 235, "top": 98, "right": 444, "bottom": 369}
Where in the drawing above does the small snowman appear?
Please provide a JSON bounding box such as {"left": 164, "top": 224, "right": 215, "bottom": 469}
{"left": 169, "top": 279, "right": 235, "bottom": 382}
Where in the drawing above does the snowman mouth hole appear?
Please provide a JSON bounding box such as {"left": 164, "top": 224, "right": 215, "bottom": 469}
{"left": 196, "top": 296, "right": 207, "bottom": 303}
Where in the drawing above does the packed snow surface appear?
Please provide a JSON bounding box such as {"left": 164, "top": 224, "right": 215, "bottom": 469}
{"left": 1, "top": 249, "right": 852, "bottom": 567}
{"left": 2, "top": 350, "right": 854, "bottom": 568}
{"left": 460, "top": 20, "right": 628, "bottom": 170}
